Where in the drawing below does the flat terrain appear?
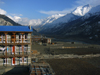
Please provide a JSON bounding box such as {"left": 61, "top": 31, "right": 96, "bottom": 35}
{"left": 49, "top": 48, "right": 100, "bottom": 55}
{"left": 32, "top": 42, "right": 100, "bottom": 55}
{"left": 2, "top": 41, "right": 100, "bottom": 75}
{"left": 32, "top": 41, "right": 100, "bottom": 75}
{"left": 45, "top": 57, "right": 100, "bottom": 75}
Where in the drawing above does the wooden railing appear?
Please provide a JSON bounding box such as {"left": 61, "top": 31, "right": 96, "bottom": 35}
{"left": 0, "top": 40, "right": 30, "bottom": 43}
{"left": 0, "top": 52, "right": 30, "bottom": 58}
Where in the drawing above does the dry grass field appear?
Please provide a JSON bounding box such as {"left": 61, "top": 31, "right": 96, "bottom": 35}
{"left": 2, "top": 41, "right": 100, "bottom": 75}
{"left": 32, "top": 42, "right": 100, "bottom": 55}
{"left": 49, "top": 48, "right": 100, "bottom": 55}
{"left": 45, "top": 57, "right": 100, "bottom": 75}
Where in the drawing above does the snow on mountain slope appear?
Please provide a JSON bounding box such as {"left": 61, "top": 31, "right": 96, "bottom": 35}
{"left": 45, "top": 13, "right": 79, "bottom": 28}
{"left": 72, "top": 4, "right": 91, "bottom": 16}
{"left": 52, "top": 4, "right": 92, "bottom": 25}
{"left": 33, "top": 4, "right": 92, "bottom": 29}
{"left": 16, "top": 4, "right": 100, "bottom": 32}
{"left": 39, "top": 4, "right": 100, "bottom": 34}
{"left": 88, "top": 5, "right": 100, "bottom": 14}
{"left": 81, "top": 5, "right": 100, "bottom": 20}
{"left": 29, "top": 14, "right": 64, "bottom": 26}
{"left": 41, "top": 14, "right": 65, "bottom": 26}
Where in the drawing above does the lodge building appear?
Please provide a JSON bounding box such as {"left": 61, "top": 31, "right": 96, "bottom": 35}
{"left": 0, "top": 26, "right": 32, "bottom": 66}
{"left": 32, "top": 36, "right": 51, "bottom": 44}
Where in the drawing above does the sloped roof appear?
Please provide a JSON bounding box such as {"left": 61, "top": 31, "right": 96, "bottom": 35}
{"left": 0, "top": 26, "right": 33, "bottom": 32}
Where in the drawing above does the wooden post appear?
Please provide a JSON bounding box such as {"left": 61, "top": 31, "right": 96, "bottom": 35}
{"left": 5, "top": 33, "right": 7, "bottom": 66}
{"left": 12, "top": 33, "right": 16, "bottom": 66}
{"left": 13, "top": 33, "right": 16, "bottom": 43}
{"left": 29, "top": 33, "right": 31, "bottom": 59}
{"left": 21, "top": 33, "right": 24, "bottom": 65}
{"left": 21, "top": 33, "right": 24, "bottom": 43}
{"left": 22, "top": 45, "right": 24, "bottom": 65}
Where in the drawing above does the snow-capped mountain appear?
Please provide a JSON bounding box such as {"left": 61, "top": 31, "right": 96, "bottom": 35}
{"left": 41, "top": 14, "right": 65, "bottom": 26}
{"left": 72, "top": 4, "right": 91, "bottom": 16}
{"left": 88, "top": 5, "right": 100, "bottom": 14}
{"left": 40, "top": 11, "right": 100, "bottom": 41}
{"left": 39, "top": 4, "right": 100, "bottom": 43}
{"left": 49, "top": 4, "right": 92, "bottom": 25}
{"left": 80, "top": 5, "right": 100, "bottom": 20}
{"left": 29, "top": 14, "right": 65, "bottom": 27}
{"left": 33, "top": 4, "right": 92, "bottom": 31}
{"left": 14, "top": 4, "right": 93, "bottom": 30}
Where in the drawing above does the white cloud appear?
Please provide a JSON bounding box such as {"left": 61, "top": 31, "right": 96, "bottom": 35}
{"left": 0, "top": 0, "right": 100, "bottom": 26}
{"left": 39, "top": 8, "right": 74, "bottom": 15}
{"left": 75, "top": 0, "right": 100, "bottom": 7}
{"left": 39, "top": 0, "right": 100, "bottom": 15}
{"left": 7, "top": 15, "right": 22, "bottom": 22}
{"left": 0, "top": 8, "right": 22, "bottom": 23}
{"left": 17, "top": 18, "right": 30, "bottom": 25}
{"left": 13, "top": 16, "right": 21, "bottom": 22}
{"left": 0, "top": 8, "right": 7, "bottom": 15}
{"left": 29, "top": 19, "right": 43, "bottom": 26}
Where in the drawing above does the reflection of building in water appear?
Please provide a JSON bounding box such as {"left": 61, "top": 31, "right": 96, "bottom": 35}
{"left": 0, "top": 26, "right": 32, "bottom": 66}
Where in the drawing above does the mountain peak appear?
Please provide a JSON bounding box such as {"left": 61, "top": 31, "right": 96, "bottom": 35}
{"left": 72, "top": 4, "right": 91, "bottom": 16}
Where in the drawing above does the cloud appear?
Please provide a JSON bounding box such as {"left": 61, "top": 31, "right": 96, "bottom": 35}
{"left": 75, "top": 0, "right": 100, "bottom": 7}
{"left": 16, "top": 18, "right": 30, "bottom": 25}
{"left": 0, "top": 8, "right": 25, "bottom": 25}
{"left": 0, "top": 8, "right": 30, "bottom": 26}
{"left": 39, "top": 8, "right": 74, "bottom": 15}
{"left": 0, "top": 8, "right": 7, "bottom": 15}
{"left": 7, "top": 15, "right": 22, "bottom": 23}
{"left": 39, "top": 0, "right": 100, "bottom": 15}
{"left": 0, "top": 8, "right": 22, "bottom": 23}
{"left": 29, "top": 19, "right": 43, "bottom": 26}
{"left": 0, "top": 0, "right": 100, "bottom": 26}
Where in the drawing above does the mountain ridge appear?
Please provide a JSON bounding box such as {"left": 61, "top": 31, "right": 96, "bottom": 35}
{"left": 33, "top": 4, "right": 94, "bottom": 31}
{"left": 0, "top": 14, "right": 21, "bottom": 26}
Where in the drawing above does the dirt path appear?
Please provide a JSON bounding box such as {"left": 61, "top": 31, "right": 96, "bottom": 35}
{"left": 37, "top": 54, "right": 100, "bottom": 59}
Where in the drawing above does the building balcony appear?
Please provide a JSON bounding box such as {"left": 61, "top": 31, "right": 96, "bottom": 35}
{"left": 0, "top": 40, "right": 31, "bottom": 45}
{"left": 0, "top": 52, "right": 30, "bottom": 58}
{"left": 15, "top": 52, "right": 30, "bottom": 57}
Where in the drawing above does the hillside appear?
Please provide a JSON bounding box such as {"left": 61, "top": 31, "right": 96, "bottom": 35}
{"left": 38, "top": 5, "right": 100, "bottom": 44}
{"left": 0, "top": 14, "right": 21, "bottom": 26}
{"left": 0, "top": 14, "right": 39, "bottom": 35}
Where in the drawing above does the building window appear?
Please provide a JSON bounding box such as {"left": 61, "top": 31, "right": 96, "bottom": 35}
{"left": 20, "top": 58, "right": 22, "bottom": 63}
{"left": 0, "top": 35, "right": 1, "bottom": 42}
{"left": 24, "top": 58, "right": 27, "bottom": 63}
{"left": 12, "top": 46, "right": 16, "bottom": 54}
{"left": 25, "top": 34, "right": 27, "bottom": 39}
{"left": 19, "top": 35, "right": 22, "bottom": 39}
{"left": 12, "top": 57, "right": 17, "bottom": 65}
{"left": 0, "top": 35, "right": 3, "bottom": 43}
{"left": 20, "top": 57, "right": 27, "bottom": 63}
{"left": 24, "top": 45, "right": 28, "bottom": 52}
{"left": 19, "top": 46, "right": 22, "bottom": 52}
{"left": 3, "top": 58, "right": 8, "bottom": 64}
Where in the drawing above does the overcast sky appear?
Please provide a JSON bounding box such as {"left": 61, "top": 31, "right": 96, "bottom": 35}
{"left": 0, "top": 0, "right": 100, "bottom": 25}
